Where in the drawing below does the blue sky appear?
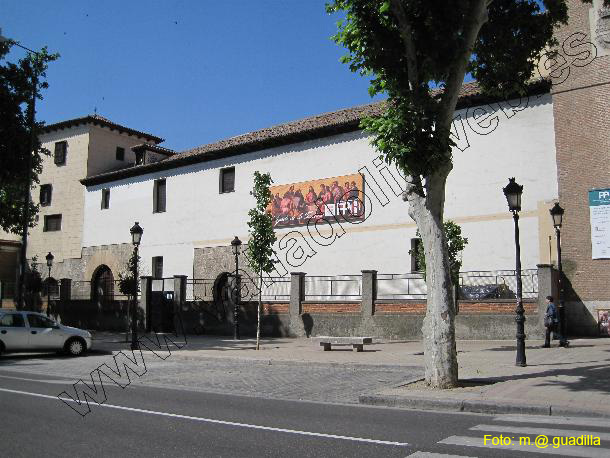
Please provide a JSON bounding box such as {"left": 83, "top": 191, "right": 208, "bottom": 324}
{"left": 2, "top": 0, "right": 382, "bottom": 151}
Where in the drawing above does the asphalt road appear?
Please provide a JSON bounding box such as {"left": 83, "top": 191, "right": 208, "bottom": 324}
{"left": 2, "top": 367, "right": 610, "bottom": 457}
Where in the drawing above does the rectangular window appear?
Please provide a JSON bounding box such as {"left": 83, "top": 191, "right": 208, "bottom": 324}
{"left": 54, "top": 141, "right": 67, "bottom": 165}
{"left": 153, "top": 179, "right": 166, "bottom": 213}
{"left": 39, "top": 184, "right": 52, "bottom": 206}
{"left": 43, "top": 214, "right": 62, "bottom": 232}
{"left": 152, "top": 256, "right": 163, "bottom": 279}
{"left": 135, "top": 151, "right": 145, "bottom": 165}
{"left": 0, "top": 313, "right": 25, "bottom": 327}
{"left": 101, "top": 188, "right": 110, "bottom": 209}
{"left": 116, "top": 146, "right": 125, "bottom": 161}
{"left": 219, "top": 167, "right": 235, "bottom": 193}
{"left": 26, "top": 313, "right": 55, "bottom": 328}
{"left": 410, "top": 238, "right": 422, "bottom": 272}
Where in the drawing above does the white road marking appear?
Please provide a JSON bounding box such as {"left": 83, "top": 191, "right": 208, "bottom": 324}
{"left": 494, "top": 415, "right": 610, "bottom": 429}
{"left": 0, "top": 374, "right": 76, "bottom": 384}
{"left": 471, "top": 424, "right": 610, "bottom": 441}
{"left": 0, "top": 387, "right": 408, "bottom": 447}
{"left": 406, "top": 452, "right": 477, "bottom": 457}
{"left": 439, "top": 436, "right": 608, "bottom": 458}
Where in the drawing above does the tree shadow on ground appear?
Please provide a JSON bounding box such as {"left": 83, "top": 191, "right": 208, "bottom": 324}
{"left": 464, "top": 363, "right": 610, "bottom": 395}
{"left": 0, "top": 348, "right": 114, "bottom": 366}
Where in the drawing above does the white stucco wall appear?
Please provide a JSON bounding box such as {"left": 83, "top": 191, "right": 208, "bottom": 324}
{"left": 82, "top": 94, "right": 558, "bottom": 279}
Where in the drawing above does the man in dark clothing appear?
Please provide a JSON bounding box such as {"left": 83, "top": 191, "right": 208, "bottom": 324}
{"left": 544, "top": 295, "right": 568, "bottom": 348}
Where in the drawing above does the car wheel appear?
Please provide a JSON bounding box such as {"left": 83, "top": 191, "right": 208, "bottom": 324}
{"left": 65, "top": 337, "right": 86, "bottom": 356}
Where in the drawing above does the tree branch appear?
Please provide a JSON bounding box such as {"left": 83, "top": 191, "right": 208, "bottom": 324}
{"left": 438, "top": 0, "right": 489, "bottom": 132}
{"left": 390, "top": 0, "right": 419, "bottom": 91}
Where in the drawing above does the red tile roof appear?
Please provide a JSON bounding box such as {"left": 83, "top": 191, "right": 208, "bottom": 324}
{"left": 42, "top": 114, "right": 164, "bottom": 144}
{"left": 80, "top": 80, "right": 548, "bottom": 186}
{"left": 131, "top": 143, "right": 175, "bottom": 156}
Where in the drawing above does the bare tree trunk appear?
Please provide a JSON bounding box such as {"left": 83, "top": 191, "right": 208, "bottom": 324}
{"left": 405, "top": 170, "right": 458, "bottom": 388}
{"left": 256, "top": 271, "right": 262, "bottom": 350}
{"left": 418, "top": 210, "right": 457, "bottom": 388}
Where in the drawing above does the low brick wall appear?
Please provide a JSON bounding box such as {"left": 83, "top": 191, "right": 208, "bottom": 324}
{"left": 174, "top": 299, "right": 541, "bottom": 340}
{"left": 375, "top": 300, "right": 537, "bottom": 315}
{"left": 302, "top": 302, "right": 361, "bottom": 313}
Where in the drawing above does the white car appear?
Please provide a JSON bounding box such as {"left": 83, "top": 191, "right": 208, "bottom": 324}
{"left": 0, "top": 309, "right": 92, "bottom": 356}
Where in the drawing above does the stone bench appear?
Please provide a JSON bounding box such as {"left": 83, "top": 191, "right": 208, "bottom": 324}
{"left": 314, "top": 336, "right": 373, "bottom": 352}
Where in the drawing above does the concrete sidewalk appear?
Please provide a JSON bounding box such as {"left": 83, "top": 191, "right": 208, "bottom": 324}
{"left": 360, "top": 337, "right": 610, "bottom": 418}
{"left": 91, "top": 332, "right": 610, "bottom": 417}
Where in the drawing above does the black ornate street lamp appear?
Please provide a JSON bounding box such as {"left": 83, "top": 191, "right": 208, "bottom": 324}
{"left": 503, "top": 178, "right": 526, "bottom": 367}
{"left": 231, "top": 236, "right": 242, "bottom": 340}
{"left": 45, "top": 252, "right": 53, "bottom": 317}
{"left": 130, "top": 222, "right": 143, "bottom": 350}
{"left": 550, "top": 202, "right": 568, "bottom": 346}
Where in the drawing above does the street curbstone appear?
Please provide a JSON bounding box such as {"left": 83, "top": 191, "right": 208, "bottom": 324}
{"left": 359, "top": 394, "right": 464, "bottom": 412}
{"left": 550, "top": 405, "right": 610, "bottom": 419}
{"left": 462, "top": 399, "right": 550, "bottom": 416}
{"left": 360, "top": 393, "right": 610, "bottom": 418}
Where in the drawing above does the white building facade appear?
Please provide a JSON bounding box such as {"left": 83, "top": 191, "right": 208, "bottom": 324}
{"left": 80, "top": 89, "right": 559, "bottom": 285}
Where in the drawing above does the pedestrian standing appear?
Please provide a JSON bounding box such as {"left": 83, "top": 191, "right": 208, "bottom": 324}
{"left": 544, "top": 295, "right": 568, "bottom": 348}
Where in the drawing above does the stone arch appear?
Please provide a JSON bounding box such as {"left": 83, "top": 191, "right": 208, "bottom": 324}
{"left": 83, "top": 244, "right": 131, "bottom": 287}
{"left": 212, "top": 272, "right": 235, "bottom": 322}
{"left": 91, "top": 264, "right": 114, "bottom": 304}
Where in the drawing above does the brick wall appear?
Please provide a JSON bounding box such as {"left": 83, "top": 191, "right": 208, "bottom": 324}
{"left": 260, "top": 300, "right": 537, "bottom": 315}
{"left": 376, "top": 300, "right": 538, "bottom": 315}
{"left": 302, "top": 303, "right": 361, "bottom": 313}
{"left": 552, "top": 0, "right": 610, "bottom": 333}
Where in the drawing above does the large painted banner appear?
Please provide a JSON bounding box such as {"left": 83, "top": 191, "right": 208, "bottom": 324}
{"left": 589, "top": 188, "right": 610, "bottom": 259}
{"left": 268, "top": 173, "right": 365, "bottom": 228}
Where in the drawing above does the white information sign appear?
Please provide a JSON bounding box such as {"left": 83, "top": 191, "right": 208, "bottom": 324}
{"left": 589, "top": 188, "right": 610, "bottom": 259}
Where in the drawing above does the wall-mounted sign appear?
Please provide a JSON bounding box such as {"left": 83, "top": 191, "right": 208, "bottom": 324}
{"left": 589, "top": 188, "right": 610, "bottom": 259}
{"left": 268, "top": 173, "right": 365, "bottom": 228}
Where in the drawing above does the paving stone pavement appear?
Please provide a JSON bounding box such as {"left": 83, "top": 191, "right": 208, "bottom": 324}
{"left": 0, "top": 350, "right": 422, "bottom": 404}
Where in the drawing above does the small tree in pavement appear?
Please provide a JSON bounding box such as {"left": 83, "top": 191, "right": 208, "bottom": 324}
{"left": 246, "top": 171, "right": 277, "bottom": 350}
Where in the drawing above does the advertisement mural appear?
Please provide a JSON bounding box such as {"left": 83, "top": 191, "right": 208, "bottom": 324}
{"left": 268, "top": 173, "right": 365, "bottom": 228}
{"left": 589, "top": 188, "right": 610, "bottom": 259}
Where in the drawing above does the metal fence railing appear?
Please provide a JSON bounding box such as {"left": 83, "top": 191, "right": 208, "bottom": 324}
{"left": 186, "top": 278, "right": 215, "bottom": 302}
{"left": 70, "top": 280, "right": 132, "bottom": 301}
{"left": 377, "top": 273, "right": 427, "bottom": 300}
{"left": 187, "top": 276, "right": 292, "bottom": 303}
{"left": 304, "top": 275, "right": 362, "bottom": 301}
{"left": 376, "top": 269, "right": 538, "bottom": 300}
{"left": 260, "top": 276, "right": 291, "bottom": 301}
{"left": 34, "top": 268, "right": 538, "bottom": 305}
{"left": 458, "top": 269, "right": 538, "bottom": 299}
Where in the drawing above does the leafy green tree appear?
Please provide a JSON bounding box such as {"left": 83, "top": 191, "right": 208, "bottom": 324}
{"left": 0, "top": 40, "right": 58, "bottom": 233}
{"left": 118, "top": 250, "right": 141, "bottom": 297}
{"left": 326, "top": 0, "right": 599, "bottom": 387}
{"left": 410, "top": 221, "right": 468, "bottom": 287}
{"left": 246, "top": 171, "right": 277, "bottom": 350}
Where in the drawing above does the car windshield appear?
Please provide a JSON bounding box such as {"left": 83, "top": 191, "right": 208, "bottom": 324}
{"left": 27, "top": 314, "right": 57, "bottom": 328}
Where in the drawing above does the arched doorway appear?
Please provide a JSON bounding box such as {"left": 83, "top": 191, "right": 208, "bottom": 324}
{"left": 212, "top": 272, "right": 234, "bottom": 322}
{"left": 91, "top": 265, "right": 114, "bottom": 305}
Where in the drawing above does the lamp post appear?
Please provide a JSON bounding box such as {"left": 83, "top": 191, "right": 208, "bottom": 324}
{"left": 0, "top": 30, "right": 41, "bottom": 310}
{"left": 130, "top": 222, "right": 143, "bottom": 350}
{"left": 503, "top": 177, "right": 526, "bottom": 367}
{"left": 231, "top": 236, "right": 242, "bottom": 340}
{"left": 45, "top": 252, "right": 53, "bottom": 317}
{"left": 550, "top": 202, "right": 568, "bottom": 346}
